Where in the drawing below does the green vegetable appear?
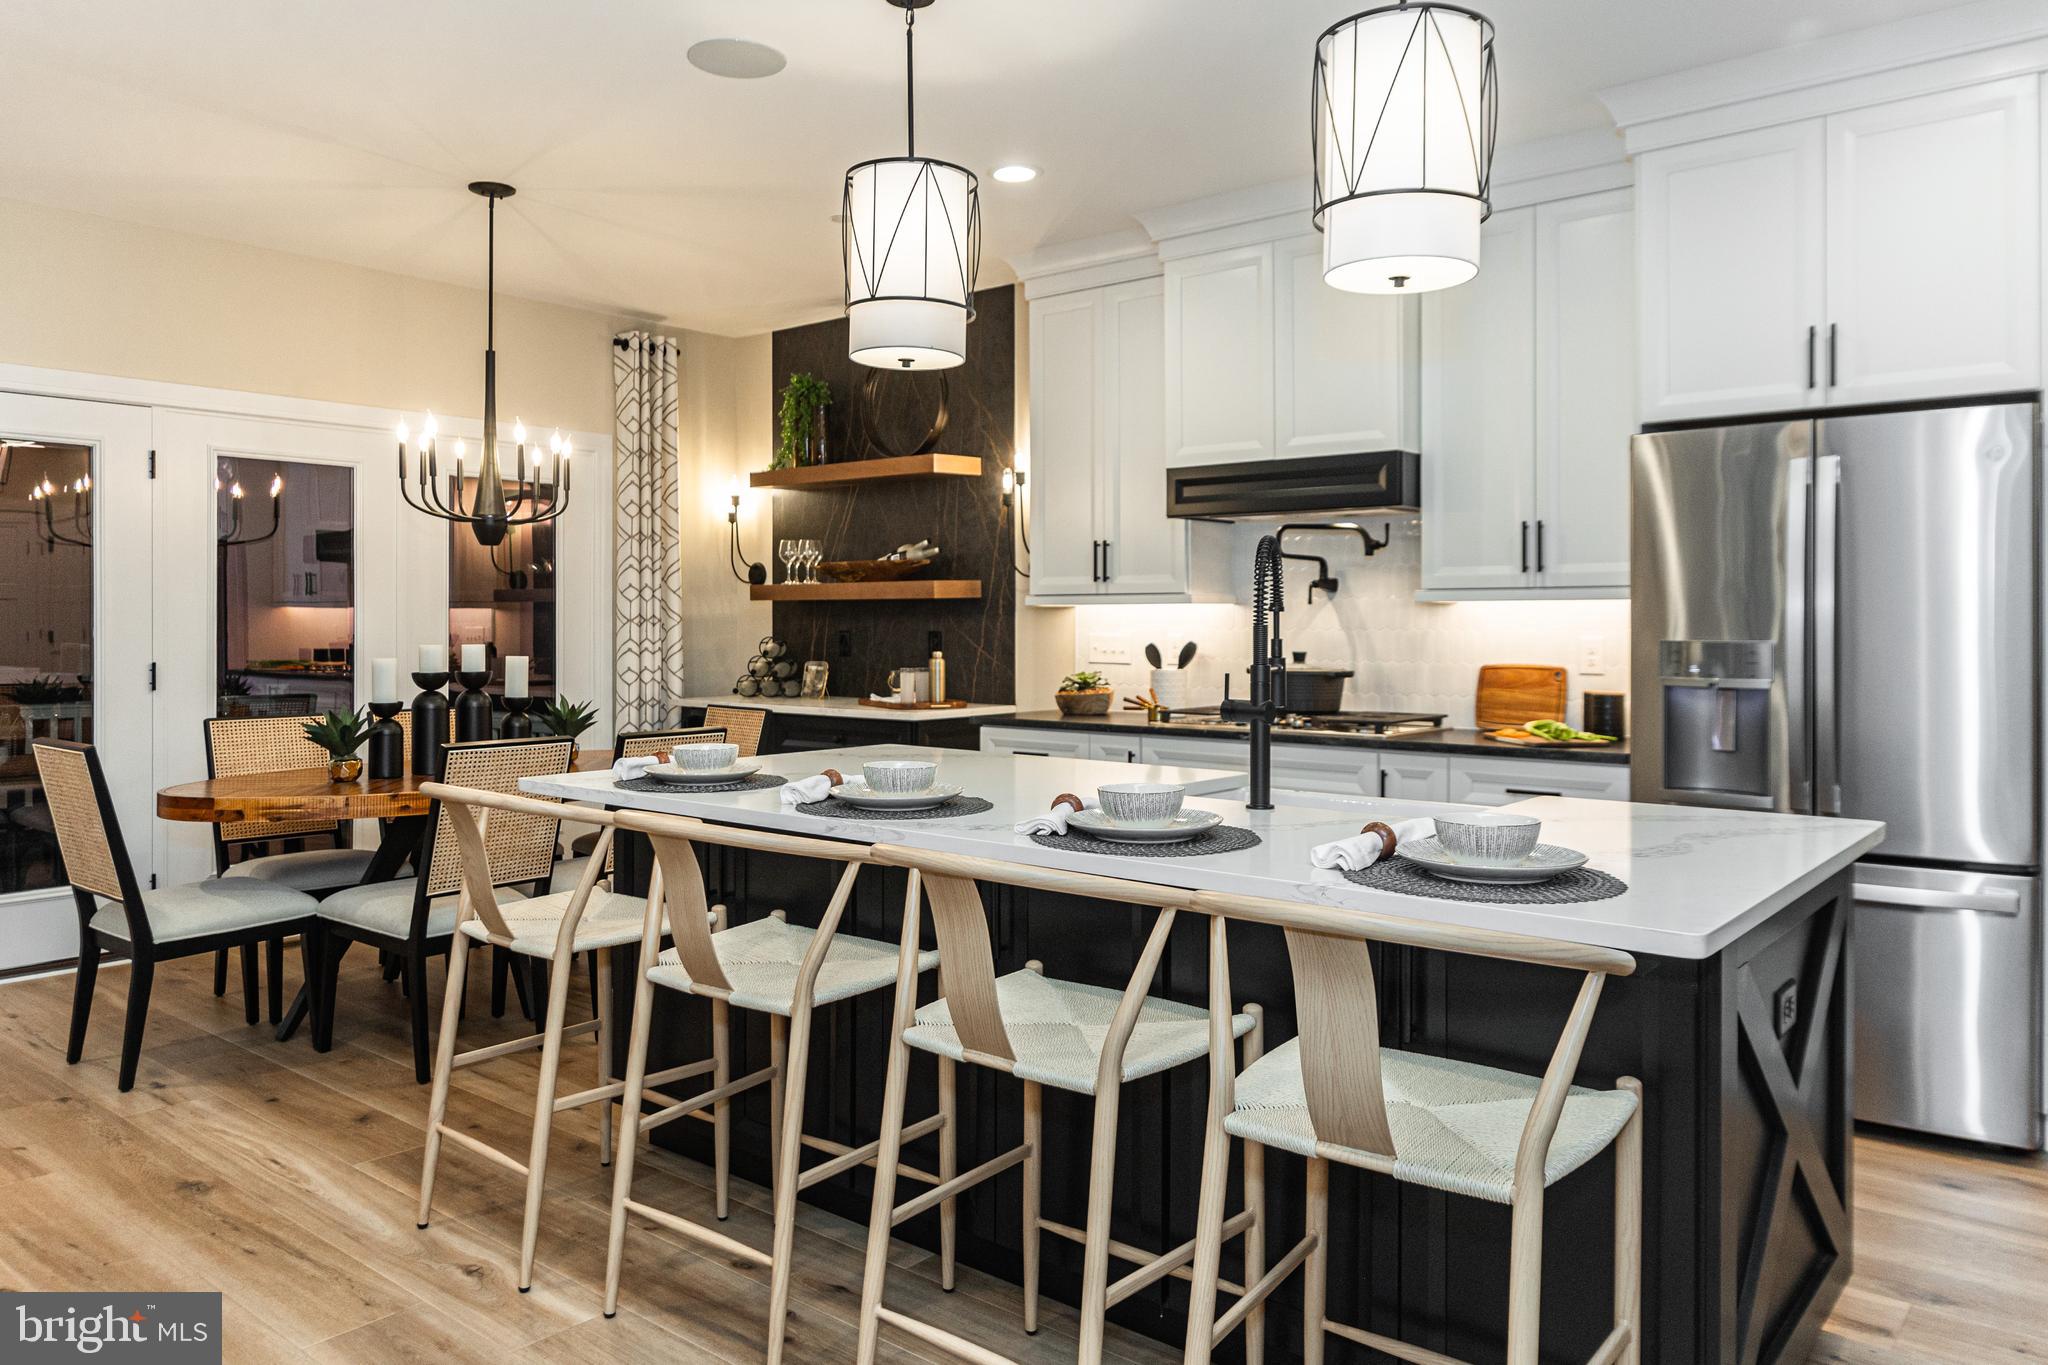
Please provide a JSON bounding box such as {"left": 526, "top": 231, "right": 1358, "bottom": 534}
{"left": 1527, "top": 718, "right": 1614, "bottom": 743}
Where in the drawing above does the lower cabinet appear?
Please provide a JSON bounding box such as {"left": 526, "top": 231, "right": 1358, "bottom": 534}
{"left": 1446, "top": 755, "right": 1631, "bottom": 805}
{"left": 980, "top": 726, "right": 1094, "bottom": 760}
{"left": 1377, "top": 753, "right": 1451, "bottom": 801}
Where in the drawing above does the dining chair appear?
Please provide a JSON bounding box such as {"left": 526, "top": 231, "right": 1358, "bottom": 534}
{"left": 700, "top": 704, "right": 768, "bottom": 758}
{"left": 203, "top": 713, "right": 379, "bottom": 1024}
{"left": 853, "top": 844, "right": 1265, "bottom": 1365}
{"left": 1180, "top": 887, "right": 1643, "bottom": 1365}
{"left": 311, "top": 737, "right": 574, "bottom": 1082}
{"left": 32, "top": 740, "right": 318, "bottom": 1091}
{"left": 554, "top": 725, "right": 729, "bottom": 888}
{"left": 600, "top": 807, "right": 947, "bottom": 1365}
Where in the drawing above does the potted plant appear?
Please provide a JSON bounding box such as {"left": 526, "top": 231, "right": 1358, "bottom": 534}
{"left": 536, "top": 697, "right": 600, "bottom": 759}
{"left": 1055, "top": 671, "right": 1114, "bottom": 716}
{"left": 302, "top": 707, "right": 372, "bottom": 782}
{"left": 775, "top": 372, "right": 832, "bottom": 468}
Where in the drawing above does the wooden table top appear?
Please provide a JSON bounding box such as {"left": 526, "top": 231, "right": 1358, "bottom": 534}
{"left": 156, "top": 755, "right": 609, "bottom": 824}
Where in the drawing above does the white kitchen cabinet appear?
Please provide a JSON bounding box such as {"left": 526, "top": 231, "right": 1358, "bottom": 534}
{"left": 1163, "top": 245, "right": 1273, "bottom": 467}
{"left": 1822, "top": 78, "right": 2040, "bottom": 405}
{"left": 1446, "top": 755, "right": 1630, "bottom": 806}
{"left": 1269, "top": 743, "right": 1379, "bottom": 797}
{"left": 1636, "top": 76, "right": 2040, "bottom": 421}
{"left": 1376, "top": 753, "right": 1450, "bottom": 802}
{"left": 1273, "top": 236, "right": 1419, "bottom": 458}
{"left": 1088, "top": 735, "right": 1144, "bottom": 764}
{"left": 980, "top": 726, "right": 1093, "bottom": 760}
{"left": 1420, "top": 191, "right": 1633, "bottom": 598}
{"left": 1027, "top": 279, "right": 1202, "bottom": 602}
{"left": 1139, "top": 733, "right": 1249, "bottom": 774}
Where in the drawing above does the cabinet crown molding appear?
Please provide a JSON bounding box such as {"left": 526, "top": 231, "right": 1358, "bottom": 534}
{"left": 1006, "top": 228, "right": 1161, "bottom": 298}
{"left": 1600, "top": 0, "right": 2048, "bottom": 151}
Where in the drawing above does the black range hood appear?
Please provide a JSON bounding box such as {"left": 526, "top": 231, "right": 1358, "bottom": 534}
{"left": 1165, "top": 450, "right": 1420, "bottom": 520}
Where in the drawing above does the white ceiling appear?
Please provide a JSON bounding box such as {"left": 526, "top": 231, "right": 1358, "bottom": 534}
{"left": 0, "top": 0, "right": 1985, "bottom": 337}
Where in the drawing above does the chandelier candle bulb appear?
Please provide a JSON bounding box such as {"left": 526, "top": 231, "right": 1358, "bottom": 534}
{"left": 504, "top": 655, "right": 528, "bottom": 699}
{"left": 370, "top": 657, "right": 398, "bottom": 705}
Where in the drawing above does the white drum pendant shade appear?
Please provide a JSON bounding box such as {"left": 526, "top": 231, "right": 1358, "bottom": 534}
{"left": 844, "top": 155, "right": 980, "bottom": 370}
{"left": 1314, "top": 3, "right": 1496, "bottom": 295}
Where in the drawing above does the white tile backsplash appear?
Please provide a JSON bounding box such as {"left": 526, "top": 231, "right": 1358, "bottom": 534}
{"left": 1068, "top": 521, "right": 1630, "bottom": 731}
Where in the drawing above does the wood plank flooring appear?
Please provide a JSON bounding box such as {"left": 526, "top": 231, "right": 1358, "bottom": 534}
{"left": 0, "top": 950, "right": 2040, "bottom": 1363}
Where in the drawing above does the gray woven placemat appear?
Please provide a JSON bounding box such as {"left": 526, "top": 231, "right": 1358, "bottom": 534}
{"left": 1029, "top": 826, "right": 1263, "bottom": 858}
{"left": 793, "top": 796, "right": 996, "bottom": 820}
{"left": 616, "top": 773, "right": 788, "bottom": 795}
{"left": 1342, "top": 859, "right": 1626, "bottom": 903}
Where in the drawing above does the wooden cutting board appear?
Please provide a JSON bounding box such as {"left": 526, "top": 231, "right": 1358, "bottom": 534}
{"left": 1475, "top": 665, "right": 1568, "bottom": 730}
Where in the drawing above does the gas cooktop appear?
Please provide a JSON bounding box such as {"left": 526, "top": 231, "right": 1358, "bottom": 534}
{"left": 1159, "top": 708, "right": 1445, "bottom": 738}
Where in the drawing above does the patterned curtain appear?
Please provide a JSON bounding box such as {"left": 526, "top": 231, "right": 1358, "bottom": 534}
{"left": 612, "top": 331, "right": 684, "bottom": 730}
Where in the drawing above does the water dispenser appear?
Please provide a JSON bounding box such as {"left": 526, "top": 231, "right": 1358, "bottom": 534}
{"left": 1659, "top": 641, "right": 1775, "bottom": 800}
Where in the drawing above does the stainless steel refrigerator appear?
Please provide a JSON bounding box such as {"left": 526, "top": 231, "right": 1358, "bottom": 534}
{"left": 1632, "top": 402, "right": 2043, "bottom": 1149}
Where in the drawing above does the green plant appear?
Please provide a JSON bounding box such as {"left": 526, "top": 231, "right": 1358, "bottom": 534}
{"left": 536, "top": 696, "right": 600, "bottom": 742}
{"left": 774, "top": 372, "right": 832, "bottom": 469}
{"left": 1058, "top": 671, "right": 1110, "bottom": 692}
{"left": 301, "top": 707, "right": 372, "bottom": 759}
{"left": 11, "top": 675, "right": 83, "bottom": 705}
{"left": 219, "top": 671, "right": 254, "bottom": 697}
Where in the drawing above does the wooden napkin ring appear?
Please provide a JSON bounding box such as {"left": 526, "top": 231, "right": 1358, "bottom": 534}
{"left": 1360, "top": 821, "right": 1399, "bottom": 857}
{"left": 820, "top": 768, "right": 844, "bottom": 787}
{"left": 1051, "top": 792, "right": 1085, "bottom": 813}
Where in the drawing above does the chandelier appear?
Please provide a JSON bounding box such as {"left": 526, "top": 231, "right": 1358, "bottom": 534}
{"left": 1312, "top": 2, "right": 1497, "bottom": 294}
{"left": 842, "top": 0, "right": 981, "bottom": 370}
{"left": 217, "top": 461, "right": 284, "bottom": 546}
{"left": 397, "top": 182, "right": 571, "bottom": 546}
{"left": 28, "top": 471, "right": 91, "bottom": 549}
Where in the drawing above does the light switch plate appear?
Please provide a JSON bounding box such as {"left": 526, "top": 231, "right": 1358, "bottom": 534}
{"left": 1580, "top": 633, "right": 1606, "bottom": 676}
{"left": 1088, "top": 632, "right": 1131, "bottom": 666}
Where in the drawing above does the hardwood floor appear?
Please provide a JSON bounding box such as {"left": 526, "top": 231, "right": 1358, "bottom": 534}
{"left": 0, "top": 950, "right": 2041, "bottom": 1363}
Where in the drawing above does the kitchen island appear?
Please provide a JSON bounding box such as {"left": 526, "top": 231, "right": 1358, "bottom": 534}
{"left": 523, "top": 746, "right": 1881, "bottom": 1365}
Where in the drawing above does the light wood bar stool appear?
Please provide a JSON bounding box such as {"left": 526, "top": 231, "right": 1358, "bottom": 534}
{"left": 1181, "top": 888, "right": 1643, "bottom": 1365}
{"left": 601, "top": 807, "right": 946, "bottom": 1365}
{"left": 414, "top": 787, "right": 665, "bottom": 1293}
{"left": 855, "top": 844, "right": 1265, "bottom": 1365}
{"left": 554, "top": 725, "right": 728, "bottom": 886}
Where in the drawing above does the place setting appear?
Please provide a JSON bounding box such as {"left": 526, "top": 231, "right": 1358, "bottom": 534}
{"left": 1014, "top": 782, "right": 1262, "bottom": 857}
{"left": 611, "top": 741, "right": 788, "bottom": 795}
{"left": 1312, "top": 810, "right": 1625, "bottom": 903}
{"left": 779, "top": 759, "right": 994, "bottom": 819}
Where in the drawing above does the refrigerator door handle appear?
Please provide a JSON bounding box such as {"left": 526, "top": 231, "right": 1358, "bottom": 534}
{"left": 1786, "top": 456, "right": 1813, "bottom": 813}
{"left": 1855, "top": 883, "right": 2023, "bottom": 917}
{"left": 1815, "top": 454, "right": 1842, "bottom": 815}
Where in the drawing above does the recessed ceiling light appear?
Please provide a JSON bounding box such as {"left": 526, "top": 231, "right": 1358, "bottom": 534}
{"left": 991, "top": 164, "right": 1039, "bottom": 184}
{"left": 686, "top": 38, "right": 787, "bottom": 79}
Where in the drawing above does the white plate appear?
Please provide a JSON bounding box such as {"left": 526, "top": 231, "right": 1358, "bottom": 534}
{"left": 1395, "top": 836, "right": 1589, "bottom": 884}
{"left": 1065, "top": 808, "right": 1224, "bottom": 844}
{"left": 641, "top": 761, "right": 761, "bottom": 785}
{"left": 827, "top": 781, "right": 965, "bottom": 810}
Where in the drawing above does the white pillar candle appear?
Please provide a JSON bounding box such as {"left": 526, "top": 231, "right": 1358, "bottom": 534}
{"left": 418, "top": 644, "right": 443, "bottom": 674}
{"left": 504, "top": 655, "right": 528, "bottom": 698}
{"left": 371, "top": 658, "right": 398, "bottom": 704}
{"left": 461, "top": 642, "right": 486, "bottom": 675}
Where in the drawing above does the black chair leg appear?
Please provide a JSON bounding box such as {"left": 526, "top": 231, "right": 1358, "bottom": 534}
{"left": 117, "top": 956, "right": 155, "bottom": 1092}
{"left": 526, "top": 959, "right": 549, "bottom": 1028}
{"left": 382, "top": 950, "right": 404, "bottom": 984}
{"left": 212, "top": 947, "right": 228, "bottom": 996}
{"left": 405, "top": 950, "right": 432, "bottom": 1085}
{"left": 508, "top": 948, "right": 537, "bottom": 1020}
{"left": 66, "top": 942, "right": 99, "bottom": 1064}
{"left": 313, "top": 932, "right": 349, "bottom": 1052}
{"left": 491, "top": 947, "right": 510, "bottom": 1018}
{"left": 266, "top": 937, "right": 285, "bottom": 1025}
{"left": 240, "top": 944, "right": 260, "bottom": 1025}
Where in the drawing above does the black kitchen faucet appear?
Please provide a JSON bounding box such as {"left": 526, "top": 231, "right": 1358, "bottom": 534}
{"left": 1219, "top": 533, "right": 1285, "bottom": 810}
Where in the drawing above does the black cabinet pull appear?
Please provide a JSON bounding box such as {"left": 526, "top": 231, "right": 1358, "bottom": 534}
{"left": 1091, "top": 540, "right": 1102, "bottom": 582}
{"left": 1806, "top": 325, "right": 1816, "bottom": 389}
{"left": 1102, "top": 540, "right": 1111, "bottom": 582}
{"left": 1519, "top": 520, "right": 1529, "bottom": 574}
{"left": 1535, "top": 520, "right": 1546, "bottom": 574}
{"left": 1827, "top": 323, "right": 1838, "bottom": 388}
{"left": 1503, "top": 787, "right": 1563, "bottom": 797}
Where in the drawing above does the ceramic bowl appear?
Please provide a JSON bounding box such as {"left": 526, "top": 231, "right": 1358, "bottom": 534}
{"left": 1431, "top": 811, "right": 1542, "bottom": 866}
{"left": 863, "top": 759, "right": 938, "bottom": 793}
{"left": 1097, "top": 782, "right": 1187, "bottom": 828}
{"left": 676, "top": 743, "right": 741, "bottom": 773}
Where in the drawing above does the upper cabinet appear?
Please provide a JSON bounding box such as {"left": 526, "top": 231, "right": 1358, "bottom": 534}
{"left": 1637, "top": 76, "right": 2040, "bottom": 422}
{"left": 1164, "top": 237, "right": 1418, "bottom": 468}
{"left": 1420, "top": 190, "right": 1635, "bottom": 598}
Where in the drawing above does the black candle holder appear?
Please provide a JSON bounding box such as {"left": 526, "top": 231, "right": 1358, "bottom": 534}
{"left": 499, "top": 694, "right": 533, "bottom": 739}
{"left": 366, "top": 701, "right": 405, "bottom": 779}
{"left": 453, "top": 669, "right": 495, "bottom": 742}
{"left": 410, "top": 671, "right": 450, "bottom": 777}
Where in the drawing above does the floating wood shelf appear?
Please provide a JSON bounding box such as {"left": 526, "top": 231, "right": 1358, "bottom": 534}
{"left": 748, "top": 454, "right": 983, "bottom": 490}
{"left": 748, "top": 579, "right": 983, "bottom": 602}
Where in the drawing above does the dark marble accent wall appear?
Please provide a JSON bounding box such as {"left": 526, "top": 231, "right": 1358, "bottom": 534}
{"left": 767, "top": 286, "right": 1016, "bottom": 702}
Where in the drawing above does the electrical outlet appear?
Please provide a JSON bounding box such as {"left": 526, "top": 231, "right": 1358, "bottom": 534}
{"left": 1580, "top": 633, "right": 1606, "bottom": 676}
{"left": 835, "top": 630, "right": 853, "bottom": 658}
{"left": 1088, "top": 632, "right": 1132, "bottom": 666}
{"left": 1773, "top": 980, "right": 1798, "bottom": 1038}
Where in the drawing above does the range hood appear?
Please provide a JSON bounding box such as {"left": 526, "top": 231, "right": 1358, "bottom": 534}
{"left": 1165, "top": 450, "right": 1420, "bottom": 520}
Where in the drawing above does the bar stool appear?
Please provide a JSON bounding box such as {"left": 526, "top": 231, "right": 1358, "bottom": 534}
{"left": 414, "top": 788, "right": 673, "bottom": 1290}
{"left": 553, "top": 725, "right": 729, "bottom": 889}
{"left": 854, "top": 845, "right": 1265, "bottom": 1365}
{"left": 1181, "top": 887, "right": 1643, "bottom": 1365}
{"left": 601, "top": 809, "right": 946, "bottom": 1365}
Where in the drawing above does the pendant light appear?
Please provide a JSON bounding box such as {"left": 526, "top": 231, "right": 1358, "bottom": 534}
{"left": 1312, "top": 2, "right": 1497, "bottom": 294}
{"left": 842, "top": 0, "right": 981, "bottom": 370}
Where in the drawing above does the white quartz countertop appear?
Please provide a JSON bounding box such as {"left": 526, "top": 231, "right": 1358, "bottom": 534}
{"left": 521, "top": 745, "right": 1884, "bottom": 961}
{"left": 675, "top": 695, "right": 1017, "bottom": 720}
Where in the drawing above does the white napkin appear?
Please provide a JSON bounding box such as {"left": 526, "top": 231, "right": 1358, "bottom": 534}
{"left": 1013, "top": 795, "right": 1097, "bottom": 836}
{"left": 1310, "top": 817, "right": 1435, "bottom": 872}
{"left": 779, "top": 770, "right": 844, "bottom": 805}
{"left": 612, "top": 754, "right": 662, "bottom": 780}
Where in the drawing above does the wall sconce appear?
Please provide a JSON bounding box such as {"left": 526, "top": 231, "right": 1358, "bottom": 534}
{"left": 1001, "top": 464, "right": 1031, "bottom": 574}
{"left": 727, "top": 480, "right": 766, "bottom": 585}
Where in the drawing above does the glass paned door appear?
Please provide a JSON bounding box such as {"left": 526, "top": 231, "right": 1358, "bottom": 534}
{"left": 216, "top": 455, "right": 357, "bottom": 719}
{"left": 0, "top": 393, "right": 152, "bottom": 971}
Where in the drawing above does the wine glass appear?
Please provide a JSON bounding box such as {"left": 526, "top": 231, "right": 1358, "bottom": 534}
{"left": 803, "top": 539, "right": 822, "bottom": 584}
{"left": 778, "top": 538, "right": 797, "bottom": 584}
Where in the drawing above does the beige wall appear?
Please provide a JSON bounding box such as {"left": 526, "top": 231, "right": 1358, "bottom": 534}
{"left": 676, "top": 331, "right": 774, "bottom": 694}
{"left": 0, "top": 195, "right": 636, "bottom": 433}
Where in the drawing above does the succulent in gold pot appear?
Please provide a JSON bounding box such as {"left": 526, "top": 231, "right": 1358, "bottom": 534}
{"left": 302, "top": 707, "right": 372, "bottom": 782}
{"left": 1054, "top": 671, "right": 1114, "bottom": 716}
